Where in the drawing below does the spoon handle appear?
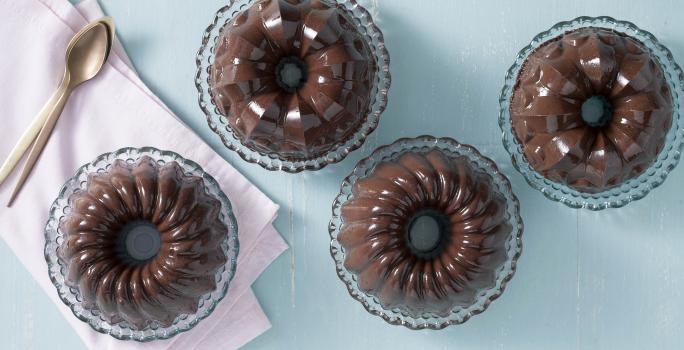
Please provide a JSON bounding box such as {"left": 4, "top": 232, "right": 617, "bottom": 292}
{"left": 0, "top": 73, "right": 68, "bottom": 186}
{"left": 6, "top": 83, "right": 71, "bottom": 207}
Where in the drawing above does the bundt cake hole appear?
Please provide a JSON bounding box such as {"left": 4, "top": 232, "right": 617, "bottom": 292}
{"left": 406, "top": 210, "right": 451, "bottom": 259}
{"left": 581, "top": 95, "right": 613, "bottom": 128}
{"left": 275, "top": 56, "right": 308, "bottom": 92}
{"left": 115, "top": 220, "right": 162, "bottom": 265}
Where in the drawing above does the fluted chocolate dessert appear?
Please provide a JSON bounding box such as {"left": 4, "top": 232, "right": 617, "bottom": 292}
{"left": 209, "top": 0, "right": 375, "bottom": 160}
{"left": 510, "top": 27, "right": 673, "bottom": 193}
{"left": 57, "top": 157, "right": 228, "bottom": 329}
{"left": 337, "top": 150, "right": 512, "bottom": 316}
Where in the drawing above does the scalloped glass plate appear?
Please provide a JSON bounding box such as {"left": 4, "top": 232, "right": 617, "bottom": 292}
{"left": 329, "top": 136, "right": 523, "bottom": 329}
{"left": 44, "top": 147, "right": 239, "bottom": 341}
{"left": 499, "top": 16, "right": 684, "bottom": 210}
{"left": 195, "top": 0, "right": 391, "bottom": 172}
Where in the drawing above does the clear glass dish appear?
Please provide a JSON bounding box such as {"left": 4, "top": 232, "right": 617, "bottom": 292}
{"left": 329, "top": 136, "right": 523, "bottom": 329}
{"left": 195, "top": 0, "right": 391, "bottom": 173}
{"left": 499, "top": 16, "right": 684, "bottom": 210}
{"left": 44, "top": 147, "right": 239, "bottom": 341}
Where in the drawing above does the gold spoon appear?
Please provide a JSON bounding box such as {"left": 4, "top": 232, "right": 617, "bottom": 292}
{"left": 1, "top": 17, "right": 115, "bottom": 207}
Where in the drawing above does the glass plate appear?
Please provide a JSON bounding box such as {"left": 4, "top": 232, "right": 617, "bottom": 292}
{"left": 499, "top": 16, "right": 684, "bottom": 210}
{"left": 329, "top": 136, "right": 523, "bottom": 329}
{"left": 195, "top": 0, "right": 391, "bottom": 172}
{"left": 44, "top": 147, "right": 239, "bottom": 341}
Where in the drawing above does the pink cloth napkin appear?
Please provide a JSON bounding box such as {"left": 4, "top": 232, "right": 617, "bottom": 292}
{"left": 0, "top": 0, "right": 288, "bottom": 349}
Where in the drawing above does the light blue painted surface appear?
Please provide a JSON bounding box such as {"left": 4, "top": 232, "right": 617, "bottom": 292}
{"left": 3, "top": 0, "right": 684, "bottom": 348}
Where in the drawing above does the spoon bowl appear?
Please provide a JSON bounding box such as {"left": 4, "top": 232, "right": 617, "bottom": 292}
{"left": 66, "top": 20, "right": 113, "bottom": 87}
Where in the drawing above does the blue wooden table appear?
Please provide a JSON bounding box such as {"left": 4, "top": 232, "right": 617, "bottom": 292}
{"left": 3, "top": 0, "right": 684, "bottom": 348}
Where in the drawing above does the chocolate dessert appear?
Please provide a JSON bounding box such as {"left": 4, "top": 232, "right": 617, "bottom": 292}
{"left": 209, "top": 0, "right": 376, "bottom": 160}
{"left": 57, "top": 157, "right": 228, "bottom": 329}
{"left": 337, "top": 150, "right": 512, "bottom": 316}
{"left": 510, "top": 27, "right": 673, "bottom": 193}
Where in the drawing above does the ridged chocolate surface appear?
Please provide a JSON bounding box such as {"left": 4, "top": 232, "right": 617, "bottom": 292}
{"left": 338, "top": 150, "right": 512, "bottom": 316}
{"left": 510, "top": 27, "right": 673, "bottom": 192}
{"left": 209, "top": 0, "right": 375, "bottom": 160}
{"left": 57, "top": 157, "right": 228, "bottom": 329}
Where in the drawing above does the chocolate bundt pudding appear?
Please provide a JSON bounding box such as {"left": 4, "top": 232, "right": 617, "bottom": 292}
{"left": 337, "top": 150, "right": 513, "bottom": 316}
{"left": 209, "top": 0, "right": 376, "bottom": 160}
{"left": 57, "top": 157, "right": 228, "bottom": 329}
{"left": 510, "top": 27, "right": 673, "bottom": 193}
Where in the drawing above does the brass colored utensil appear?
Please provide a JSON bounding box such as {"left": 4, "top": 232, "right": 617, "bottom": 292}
{"left": 0, "top": 17, "right": 115, "bottom": 207}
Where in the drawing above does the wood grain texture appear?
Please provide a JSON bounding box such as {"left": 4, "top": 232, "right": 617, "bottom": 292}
{"left": 2, "top": 0, "right": 684, "bottom": 349}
